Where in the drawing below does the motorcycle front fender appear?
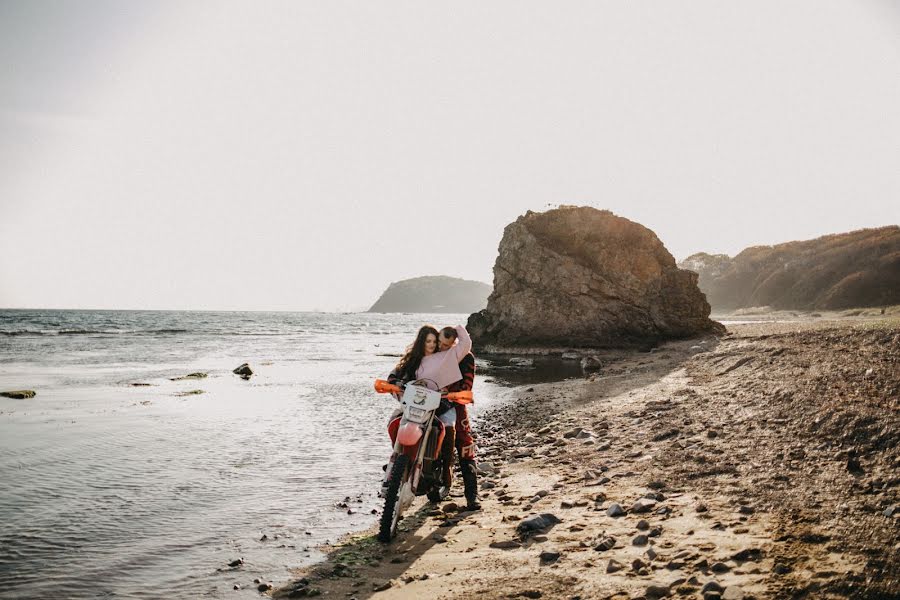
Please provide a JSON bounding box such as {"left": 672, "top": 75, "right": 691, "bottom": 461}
{"left": 397, "top": 421, "right": 423, "bottom": 446}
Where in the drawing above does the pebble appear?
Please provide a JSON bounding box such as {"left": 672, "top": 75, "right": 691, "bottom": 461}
{"left": 539, "top": 550, "right": 561, "bottom": 564}
{"left": 606, "top": 503, "right": 625, "bottom": 517}
{"left": 722, "top": 586, "right": 744, "bottom": 600}
{"left": 711, "top": 562, "right": 731, "bottom": 573}
{"left": 701, "top": 581, "right": 724, "bottom": 594}
{"left": 606, "top": 558, "right": 625, "bottom": 573}
{"left": 593, "top": 536, "right": 616, "bottom": 551}
{"left": 632, "top": 558, "right": 647, "bottom": 571}
{"left": 884, "top": 505, "right": 897, "bottom": 518}
{"left": 631, "top": 498, "right": 658, "bottom": 513}
{"left": 489, "top": 540, "right": 522, "bottom": 549}
{"left": 645, "top": 583, "right": 671, "bottom": 598}
{"left": 637, "top": 519, "right": 650, "bottom": 530}
{"left": 646, "top": 547, "right": 658, "bottom": 561}
{"left": 516, "top": 513, "right": 561, "bottom": 536}
{"left": 227, "top": 558, "right": 243, "bottom": 568}
{"left": 632, "top": 534, "right": 649, "bottom": 546}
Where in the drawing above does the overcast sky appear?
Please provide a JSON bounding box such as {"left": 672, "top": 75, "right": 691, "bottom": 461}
{"left": 1, "top": 1, "right": 898, "bottom": 311}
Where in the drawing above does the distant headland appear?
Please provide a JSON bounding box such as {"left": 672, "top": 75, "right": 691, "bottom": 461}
{"left": 367, "top": 276, "right": 491, "bottom": 313}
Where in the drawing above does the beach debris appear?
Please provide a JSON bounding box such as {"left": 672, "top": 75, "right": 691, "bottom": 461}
{"left": 169, "top": 372, "right": 207, "bottom": 381}
{"left": 233, "top": 363, "right": 253, "bottom": 379}
{"left": 0, "top": 390, "right": 35, "bottom": 399}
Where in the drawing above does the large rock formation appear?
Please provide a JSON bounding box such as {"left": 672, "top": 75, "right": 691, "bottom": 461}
{"left": 467, "top": 207, "right": 723, "bottom": 348}
{"left": 679, "top": 226, "right": 900, "bottom": 311}
{"left": 368, "top": 276, "right": 491, "bottom": 313}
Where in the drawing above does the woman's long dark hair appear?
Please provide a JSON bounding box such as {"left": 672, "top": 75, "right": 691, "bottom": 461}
{"left": 395, "top": 325, "right": 439, "bottom": 382}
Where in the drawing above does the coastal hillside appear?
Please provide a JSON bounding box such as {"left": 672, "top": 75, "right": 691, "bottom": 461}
{"left": 368, "top": 276, "right": 491, "bottom": 313}
{"left": 680, "top": 226, "right": 900, "bottom": 311}
{"left": 468, "top": 206, "right": 722, "bottom": 349}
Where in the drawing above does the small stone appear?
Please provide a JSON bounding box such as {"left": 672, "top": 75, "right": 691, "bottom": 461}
{"left": 606, "top": 558, "right": 625, "bottom": 573}
{"left": 539, "top": 550, "right": 561, "bottom": 564}
{"left": 563, "top": 427, "right": 583, "bottom": 439}
{"left": 637, "top": 519, "right": 650, "bottom": 530}
{"left": 701, "top": 582, "right": 725, "bottom": 594}
{"left": 645, "top": 583, "right": 671, "bottom": 598}
{"left": 633, "top": 534, "right": 649, "bottom": 546}
{"left": 516, "top": 513, "right": 561, "bottom": 536}
{"left": 372, "top": 581, "right": 392, "bottom": 592}
{"left": 442, "top": 502, "right": 460, "bottom": 513}
{"left": 632, "top": 498, "right": 657, "bottom": 513}
{"left": 594, "top": 536, "right": 616, "bottom": 551}
{"left": 711, "top": 562, "right": 731, "bottom": 573}
{"left": 260, "top": 534, "right": 268, "bottom": 541}
{"left": 257, "top": 582, "right": 273, "bottom": 592}
{"left": 884, "top": 505, "right": 897, "bottom": 518}
{"left": 696, "top": 503, "right": 708, "bottom": 513}
{"left": 738, "top": 505, "right": 754, "bottom": 515}
{"left": 646, "top": 547, "right": 658, "bottom": 561}
{"left": 489, "top": 540, "right": 522, "bottom": 549}
{"left": 632, "top": 558, "right": 647, "bottom": 571}
{"left": 722, "top": 586, "right": 744, "bottom": 600}
{"left": 774, "top": 562, "right": 792, "bottom": 574}
{"left": 227, "top": 558, "right": 244, "bottom": 567}
{"left": 560, "top": 501, "right": 574, "bottom": 509}
{"left": 606, "top": 503, "right": 625, "bottom": 517}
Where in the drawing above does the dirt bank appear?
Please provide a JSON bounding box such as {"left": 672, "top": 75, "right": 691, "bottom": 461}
{"left": 275, "top": 317, "right": 899, "bottom": 600}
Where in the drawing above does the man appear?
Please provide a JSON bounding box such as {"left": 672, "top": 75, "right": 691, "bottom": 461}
{"left": 439, "top": 326, "right": 480, "bottom": 511}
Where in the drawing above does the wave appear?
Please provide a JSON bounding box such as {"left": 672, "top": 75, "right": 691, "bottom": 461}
{"left": 1, "top": 328, "right": 191, "bottom": 336}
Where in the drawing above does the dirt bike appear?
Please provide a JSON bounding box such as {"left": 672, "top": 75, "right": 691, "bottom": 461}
{"left": 373, "top": 378, "right": 472, "bottom": 543}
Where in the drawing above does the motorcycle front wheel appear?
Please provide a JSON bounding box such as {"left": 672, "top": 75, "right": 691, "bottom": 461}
{"left": 378, "top": 453, "right": 410, "bottom": 543}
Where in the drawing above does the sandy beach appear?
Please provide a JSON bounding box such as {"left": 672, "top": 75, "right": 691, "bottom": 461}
{"left": 275, "top": 313, "right": 899, "bottom": 600}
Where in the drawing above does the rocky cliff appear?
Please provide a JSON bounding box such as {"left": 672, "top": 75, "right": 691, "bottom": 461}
{"left": 368, "top": 276, "right": 491, "bottom": 313}
{"left": 467, "top": 207, "right": 723, "bottom": 348}
{"left": 679, "top": 226, "right": 900, "bottom": 311}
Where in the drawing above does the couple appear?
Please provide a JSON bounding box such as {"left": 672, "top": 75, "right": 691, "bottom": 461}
{"left": 387, "top": 323, "right": 480, "bottom": 511}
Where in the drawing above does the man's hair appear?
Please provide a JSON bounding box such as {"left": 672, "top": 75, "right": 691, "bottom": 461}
{"left": 439, "top": 326, "right": 458, "bottom": 340}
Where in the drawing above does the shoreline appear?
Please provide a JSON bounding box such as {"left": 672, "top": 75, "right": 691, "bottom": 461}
{"left": 274, "top": 315, "right": 899, "bottom": 600}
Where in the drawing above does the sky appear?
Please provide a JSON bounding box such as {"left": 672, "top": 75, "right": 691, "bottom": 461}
{"left": 1, "top": 1, "right": 899, "bottom": 311}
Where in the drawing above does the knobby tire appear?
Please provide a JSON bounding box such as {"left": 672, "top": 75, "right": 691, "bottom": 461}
{"left": 378, "top": 454, "right": 410, "bottom": 543}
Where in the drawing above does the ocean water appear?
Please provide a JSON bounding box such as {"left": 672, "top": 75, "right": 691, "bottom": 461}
{"left": 0, "top": 310, "right": 513, "bottom": 599}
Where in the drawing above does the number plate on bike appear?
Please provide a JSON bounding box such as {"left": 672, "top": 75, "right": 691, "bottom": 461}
{"left": 402, "top": 385, "right": 441, "bottom": 411}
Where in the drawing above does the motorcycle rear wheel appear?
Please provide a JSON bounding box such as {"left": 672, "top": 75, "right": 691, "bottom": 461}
{"left": 378, "top": 454, "right": 410, "bottom": 543}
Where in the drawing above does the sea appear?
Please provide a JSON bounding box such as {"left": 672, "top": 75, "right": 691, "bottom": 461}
{"left": 0, "top": 309, "right": 524, "bottom": 599}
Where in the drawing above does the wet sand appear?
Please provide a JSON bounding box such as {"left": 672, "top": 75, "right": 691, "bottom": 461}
{"left": 274, "top": 314, "right": 899, "bottom": 600}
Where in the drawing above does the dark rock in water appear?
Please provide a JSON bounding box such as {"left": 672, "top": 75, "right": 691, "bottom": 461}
{"left": 233, "top": 363, "right": 253, "bottom": 377}
{"left": 257, "top": 582, "right": 273, "bottom": 592}
{"left": 170, "top": 372, "right": 207, "bottom": 381}
{"left": 516, "top": 513, "right": 561, "bottom": 536}
{"left": 467, "top": 207, "right": 723, "bottom": 349}
{"left": 0, "top": 390, "right": 36, "bottom": 399}
{"left": 580, "top": 356, "right": 602, "bottom": 372}
{"left": 227, "top": 558, "right": 244, "bottom": 567}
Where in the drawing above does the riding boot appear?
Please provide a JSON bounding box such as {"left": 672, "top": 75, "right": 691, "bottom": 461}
{"left": 441, "top": 427, "right": 456, "bottom": 489}
{"left": 460, "top": 459, "right": 480, "bottom": 510}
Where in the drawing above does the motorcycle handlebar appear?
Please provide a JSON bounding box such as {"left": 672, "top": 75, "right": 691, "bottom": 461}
{"left": 373, "top": 379, "right": 473, "bottom": 405}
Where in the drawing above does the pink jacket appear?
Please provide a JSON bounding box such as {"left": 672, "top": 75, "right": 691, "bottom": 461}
{"left": 414, "top": 325, "right": 472, "bottom": 390}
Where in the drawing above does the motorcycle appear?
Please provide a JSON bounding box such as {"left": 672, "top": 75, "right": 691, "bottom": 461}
{"left": 373, "top": 378, "right": 472, "bottom": 543}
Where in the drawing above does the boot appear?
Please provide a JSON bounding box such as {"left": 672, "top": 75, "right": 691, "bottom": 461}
{"left": 460, "top": 459, "right": 481, "bottom": 510}
{"left": 441, "top": 427, "right": 456, "bottom": 490}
